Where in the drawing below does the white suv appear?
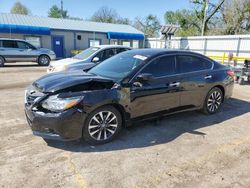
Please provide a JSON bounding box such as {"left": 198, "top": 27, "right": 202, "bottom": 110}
{"left": 0, "top": 38, "right": 56, "bottom": 67}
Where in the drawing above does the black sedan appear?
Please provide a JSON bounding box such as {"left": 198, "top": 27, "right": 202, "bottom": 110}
{"left": 25, "top": 49, "right": 234, "bottom": 144}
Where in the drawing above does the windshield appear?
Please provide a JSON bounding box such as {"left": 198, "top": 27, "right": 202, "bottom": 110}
{"left": 88, "top": 52, "right": 147, "bottom": 80}
{"left": 74, "top": 47, "right": 100, "bottom": 60}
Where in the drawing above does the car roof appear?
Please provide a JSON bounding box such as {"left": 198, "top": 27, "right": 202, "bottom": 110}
{"left": 0, "top": 38, "right": 26, "bottom": 42}
{"left": 95, "top": 45, "right": 132, "bottom": 49}
{"left": 122, "top": 48, "right": 206, "bottom": 59}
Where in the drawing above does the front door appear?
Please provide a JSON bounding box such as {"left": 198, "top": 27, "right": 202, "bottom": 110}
{"left": 52, "top": 36, "right": 64, "bottom": 58}
{"left": 130, "top": 55, "right": 181, "bottom": 118}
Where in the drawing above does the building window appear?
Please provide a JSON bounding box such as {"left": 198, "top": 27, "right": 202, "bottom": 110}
{"left": 25, "top": 36, "right": 41, "bottom": 48}
{"left": 122, "top": 40, "right": 131, "bottom": 47}
{"left": 133, "top": 40, "right": 139, "bottom": 48}
{"left": 110, "top": 39, "right": 118, "bottom": 45}
{"left": 77, "top": 35, "right": 82, "bottom": 40}
{"left": 89, "top": 39, "right": 101, "bottom": 47}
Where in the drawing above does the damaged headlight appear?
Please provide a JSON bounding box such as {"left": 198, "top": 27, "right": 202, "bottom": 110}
{"left": 41, "top": 95, "right": 83, "bottom": 112}
{"left": 53, "top": 65, "right": 68, "bottom": 72}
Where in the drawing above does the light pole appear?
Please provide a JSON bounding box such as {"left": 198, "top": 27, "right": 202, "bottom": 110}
{"left": 61, "top": 0, "right": 64, "bottom": 18}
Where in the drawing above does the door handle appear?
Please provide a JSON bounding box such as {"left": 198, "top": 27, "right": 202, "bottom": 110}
{"left": 204, "top": 75, "right": 212, "bottom": 79}
{"left": 169, "top": 82, "right": 180, "bottom": 87}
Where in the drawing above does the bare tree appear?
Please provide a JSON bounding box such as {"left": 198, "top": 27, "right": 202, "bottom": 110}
{"left": 134, "top": 15, "right": 161, "bottom": 37}
{"left": 90, "top": 6, "right": 118, "bottom": 23}
{"left": 221, "top": 0, "right": 250, "bottom": 34}
{"left": 191, "top": 0, "right": 225, "bottom": 35}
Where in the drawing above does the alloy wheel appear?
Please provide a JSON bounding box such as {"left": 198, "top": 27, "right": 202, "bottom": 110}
{"left": 39, "top": 56, "right": 49, "bottom": 66}
{"left": 207, "top": 90, "right": 222, "bottom": 113}
{"left": 88, "top": 111, "right": 118, "bottom": 141}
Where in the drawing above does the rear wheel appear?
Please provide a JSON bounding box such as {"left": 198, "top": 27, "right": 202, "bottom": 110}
{"left": 202, "top": 87, "right": 223, "bottom": 114}
{"left": 0, "top": 56, "right": 5, "bottom": 67}
{"left": 38, "top": 55, "right": 50, "bottom": 66}
{"left": 83, "top": 106, "right": 122, "bottom": 145}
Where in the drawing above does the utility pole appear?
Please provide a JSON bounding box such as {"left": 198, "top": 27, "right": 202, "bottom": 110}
{"left": 201, "top": 0, "right": 208, "bottom": 36}
{"left": 61, "top": 0, "right": 64, "bottom": 18}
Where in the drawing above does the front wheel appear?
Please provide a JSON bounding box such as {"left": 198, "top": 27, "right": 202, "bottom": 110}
{"left": 83, "top": 106, "right": 122, "bottom": 145}
{"left": 202, "top": 87, "right": 223, "bottom": 114}
{"left": 38, "top": 55, "right": 50, "bottom": 66}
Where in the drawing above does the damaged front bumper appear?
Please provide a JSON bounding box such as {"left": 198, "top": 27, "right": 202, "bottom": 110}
{"left": 25, "top": 106, "right": 85, "bottom": 141}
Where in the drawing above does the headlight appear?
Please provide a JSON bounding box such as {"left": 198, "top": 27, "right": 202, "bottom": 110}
{"left": 54, "top": 65, "right": 68, "bottom": 72}
{"left": 41, "top": 95, "right": 83, "bottom": 112}
{"left": 49, "top": 50, "right": 55, "bottom": 55}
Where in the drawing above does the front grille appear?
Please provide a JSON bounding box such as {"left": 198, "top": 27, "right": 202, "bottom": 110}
{"left": 25, "top": 88, "right": 44, "bottom": 107}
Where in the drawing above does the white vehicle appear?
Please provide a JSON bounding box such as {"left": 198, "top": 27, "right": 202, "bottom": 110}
{"left": 47, "top": 45, "right": 131, "bottom": 73}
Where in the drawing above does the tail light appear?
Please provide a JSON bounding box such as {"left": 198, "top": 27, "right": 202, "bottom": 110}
{"left": 227, "top": 70, "right": 234, "bottom": 78}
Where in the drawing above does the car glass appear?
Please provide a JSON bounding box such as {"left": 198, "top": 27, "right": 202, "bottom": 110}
{"left": 2, "top": 40, "right": 18, "bottom": 48}
{"left": 74, "top": 47, "right": 100, "bottom": 60}
{"left": 89, "top": 52, "right": 145, "bottom": 80}
{"left": 177, "top": 55, "right": 206, "bottom": 73}
{"left": 141, "top": 55, "right": 176, "bottom": 77}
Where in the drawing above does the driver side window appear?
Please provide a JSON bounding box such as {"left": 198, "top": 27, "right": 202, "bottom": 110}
{"left": 140, "top": 55, "right": 176, "bottom": 78}
{"left": 17, "top": 41, "right": 29, "bottom": 49}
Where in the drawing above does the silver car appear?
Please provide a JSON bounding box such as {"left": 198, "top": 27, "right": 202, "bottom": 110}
{"left": 47, "top": 45, "right": 131, "bottom": 73}
{"left": 0, "top": 38, "right": 56, "bottom": 67}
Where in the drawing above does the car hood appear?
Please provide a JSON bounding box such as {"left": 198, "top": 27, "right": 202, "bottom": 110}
{"left": 39, "top": 48, "right": 51, "bottom": 52}
{"left": 32, "top": 71, "right": 114, "bottom": 93}
{"left": 50, "top": 58, "right": 85, "bottom": 67}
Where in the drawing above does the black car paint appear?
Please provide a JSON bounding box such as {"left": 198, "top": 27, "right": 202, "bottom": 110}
{"left": 25, "top": 49, "right": 234, "bottom": 141}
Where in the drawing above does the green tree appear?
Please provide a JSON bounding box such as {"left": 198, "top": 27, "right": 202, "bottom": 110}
{"left": 165, "top": 10, "right": 200, "bottom": 36}
{"left": 48, "top": 5, "right": 69, "bottom": 18}
{"left": 10, "top": 1, "right": 29, "bottom": 15}
{"left": 134, "top": 15, "right": 161, "bottom": 37}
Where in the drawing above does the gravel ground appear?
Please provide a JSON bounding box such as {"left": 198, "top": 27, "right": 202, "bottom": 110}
{"left": 0, "top": 63, "right": 250, "bottom": 188}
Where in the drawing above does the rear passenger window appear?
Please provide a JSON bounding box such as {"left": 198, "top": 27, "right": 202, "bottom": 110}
{"left": 2, "top": 40, "right": 18, "bottom": 48}
{"left": 177, "top": 55, "right": 212, "bottom": 73}
{"left": 141, "top": 56, "right": 176, "bottom": 77}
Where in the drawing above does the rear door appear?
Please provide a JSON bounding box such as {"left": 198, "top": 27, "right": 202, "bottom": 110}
{"left": 1, "top": 40, "right": 19, "bottom": 62}
{"left": 130, "top": 55, "right": 181, "bottom": 118}
{"left": 176, "top": 54, "right": 213, "bottom": 108}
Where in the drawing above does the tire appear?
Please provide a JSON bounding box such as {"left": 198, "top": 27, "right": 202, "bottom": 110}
{"left": 202, "top": 87, "right": 223, "bottom": 114}
{"left": 247, "top": 76, "right": 250, "bottom": 83}
{"left": 235, "top": 76, "right": 239, "bottom": 82}
{"left": 38, "top": 55, "right": 50, "bottom": 66}
{"left": 238, "top": 77, "right": 244, "bottom": 85}
{"left": 0, "top": 56, "right": 5, "bottom": 67}
{"left": 83, "top": 106, "right": 122, "bottom": 145}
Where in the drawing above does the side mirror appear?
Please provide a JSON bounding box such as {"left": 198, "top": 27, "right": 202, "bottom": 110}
{"left": 136, "top": 73, "right": 154, "bottom": 82}
{"left": 92, "top": 57, "right": 100, "bottom": 63}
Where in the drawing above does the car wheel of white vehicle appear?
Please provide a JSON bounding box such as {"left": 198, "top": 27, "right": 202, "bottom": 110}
{"left": 38, "top": 55, "right": 50, "bottom": 66}
{"left": 0, "top": 56, "right": 5, "bottom": 67}
{"left": 83, "top": 106, "right": 122, "bottom": 145}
